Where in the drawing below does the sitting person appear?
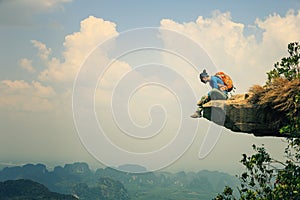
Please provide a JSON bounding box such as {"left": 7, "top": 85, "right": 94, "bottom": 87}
{"left": 191, "top": 69, "right": 229, "bottom": 118}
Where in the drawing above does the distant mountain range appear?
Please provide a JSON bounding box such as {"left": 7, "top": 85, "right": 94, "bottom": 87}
{"left": 0, "top": 179, "right": 77, "bottom": 200}
{"left": 0, "top": 162, "right": 239, "bottom": 200}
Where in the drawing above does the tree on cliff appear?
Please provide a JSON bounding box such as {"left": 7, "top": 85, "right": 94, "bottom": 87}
{"left": 213, "top": 42, "right": 300, "bottom": 200}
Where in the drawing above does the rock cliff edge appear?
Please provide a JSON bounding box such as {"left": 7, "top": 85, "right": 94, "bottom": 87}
{"left": 202, "top": 78, "right": 300, "bottom": 137}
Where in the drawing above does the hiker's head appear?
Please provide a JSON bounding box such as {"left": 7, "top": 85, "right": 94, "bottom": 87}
{"left": 200, "top": 69, "right": 209, "bottom": 83}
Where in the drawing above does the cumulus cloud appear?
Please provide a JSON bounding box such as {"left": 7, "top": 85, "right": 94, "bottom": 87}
{"left": 39, "top": 16, "right": 118, "bottom": 83}
{"left": 2, "top": 13, "right": 298, "bottom": 171}
{"left": 0, "top": 80, "right": 56, "bottom": 112}
{"left": 7, "top": 11, "right": 300, "bottom": 113}
{"left": 2, "top": 16, "right": 121, "bottom": 112}
{"left": 9, "top": 10, "right": 300, "bottom": 114}
{"left": 19, "top": 58, "right": 36, "bottom": 73}
{"left": 31, "top": 40, "right": 52, "bottom": 61}
{"left": 0, "top": 0, "right": 72, "bottom": 26}
{"left": 256, "top": 10, "right": 300, "bottom": 53}
{"left": 160, "top": 10, "right": 300, "bottom": 92}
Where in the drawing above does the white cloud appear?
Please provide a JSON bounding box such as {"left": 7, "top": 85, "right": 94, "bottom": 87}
{"left": 158, "top": 10, "right": 300, "bottom": 172}
{"left": 19, "top": 58, "right": 36, "bottom": 73}
{"left": 10, "top": 0, "right": 72, "bottom": 11}
{"left": 28, "top": 0, "right": 72, "bottom": 10}
{"left": 0, "top": 80, "right": 56, "bottom": 112}
{"left": 0, "top": 0, "right": 72, "bottom": 25}
{"left": 2, "top": 13, "right": 297, "bottom": 173}
{"left": 160, "top": 10, "right": 300, "bottom": 92}
{"left": 1, "top": 16, "right": 120, "bottom": 113}
{"left": 31, "top": 40, "right": 52, "bottom": 61}
{"left": 39, "top": 16, "right": 118, "bottom": 83}
{"left": 6, "top": 11, "right": 300, "bottom": 115}
{"left": 256, "top": 10, "right": 300, "bottom": 54}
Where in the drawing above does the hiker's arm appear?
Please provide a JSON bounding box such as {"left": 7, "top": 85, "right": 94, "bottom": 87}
{"left": 218, "top": 84, "right": 227, "bottom": 91}
{"left": 210, "top": 76, "right": 219, "bottom": 89}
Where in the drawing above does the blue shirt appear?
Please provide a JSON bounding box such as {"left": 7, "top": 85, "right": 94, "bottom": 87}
{"left": 209, "top": 76, "right": 228, "bottom": 95}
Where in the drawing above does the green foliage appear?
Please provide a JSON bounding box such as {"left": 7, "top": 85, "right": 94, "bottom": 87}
{"left": 267, "top": 42, "right": 300, "bottom": 82}
{"left": 267, "top": 42, "right": 300, "bottom": 136}
{"left": 213, "top": 186, "right": 235, "bottom": 200}
{"left": 214, "top": 144, "right": 300, "bottom": 200}
{"left": 214, "top": 42, "right": 300, "bottom": 200}
{"left": 279, "top": 91, "right": 300, "bottom": 137}
{"left": 239, "top": 145, "right": 274, "bottom": 199}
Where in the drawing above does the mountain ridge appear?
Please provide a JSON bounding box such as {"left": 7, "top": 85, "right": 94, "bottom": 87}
{"left": 0, "top": 162, "right": 239, "bottom": 200}
{"left": 0, "top": 179, "right": 77, "bottom": 200}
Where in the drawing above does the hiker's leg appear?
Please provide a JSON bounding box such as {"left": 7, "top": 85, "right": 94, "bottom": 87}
{"left": 191, "top": 95, "right": 209, "bottom": 118}
{"left": 197, "top": 95, "right": 210, "bottom": 106}
{"left": 197, "top": 95, "right": 210, "bottom": 113}
{"left": 190, "top": 108, "right": 202, "bottom": 118}
{"left": 209, "top": 88, "right": 227, "bottom": 100}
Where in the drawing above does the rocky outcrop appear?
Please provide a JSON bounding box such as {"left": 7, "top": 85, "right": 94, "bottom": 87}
{"left": 202, "top": 94, "right": 284, "bottom": 137}
{"left": 202, "top": 78, "right": 300, "bottom": 137}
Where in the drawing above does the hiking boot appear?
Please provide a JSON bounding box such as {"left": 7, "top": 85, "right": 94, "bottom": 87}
{"left": 190, "top": 110, "right": 202, "bottom": 118}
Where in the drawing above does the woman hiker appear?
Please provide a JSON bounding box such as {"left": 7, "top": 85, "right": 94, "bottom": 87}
{"left": 190, "top": 69, "right": 230, "bottom": 118}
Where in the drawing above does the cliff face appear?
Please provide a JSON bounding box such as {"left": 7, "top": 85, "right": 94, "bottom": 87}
{"left": 202, "top": 78, "right": 300, "bottom": 137}
{"left": 202, "top": 95, "right": 284, "bottom": 137}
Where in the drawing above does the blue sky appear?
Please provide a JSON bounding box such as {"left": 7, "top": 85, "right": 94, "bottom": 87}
{"left": 1, "top": 1, "right": 300, "bottom": 78}
{"left": 1, "top": 0, "right": 300, "bottom": 174}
